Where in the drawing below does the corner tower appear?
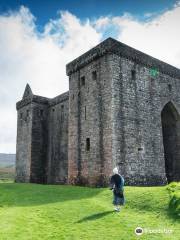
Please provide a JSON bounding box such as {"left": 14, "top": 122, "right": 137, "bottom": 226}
{"left": 16, "top": 84, "right": 49, "bottom": 183}
{"left": 66, "top": 39, "right": 114, "bottom": 186}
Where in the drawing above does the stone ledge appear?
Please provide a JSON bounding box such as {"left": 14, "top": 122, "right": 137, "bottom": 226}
{"left": 125, "top": 174, "right": 167, "bottom": 186}
{"left": 68, "top": 174, "right": 167, "bottom": 187}
{"left": 16, "top": 95, "right": 49, "bottom": 110}
{"left": 66, "top": 37, "right": 180, "bottom": 79}
{"left": 49, "top": 91, "right": 69, "bottom": 107}
{"left": 16, "top": 92, "right": 69, "bottom": 110}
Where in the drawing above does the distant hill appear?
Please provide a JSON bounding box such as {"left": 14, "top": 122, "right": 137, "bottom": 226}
{"left": 0, "top": 153, "right": 15, "bottom": 167}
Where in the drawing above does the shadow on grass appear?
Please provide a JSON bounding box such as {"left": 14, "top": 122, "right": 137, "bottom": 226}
{"left": 76, "top": 211, "right": 114, "bottom": 223}
{"left": 0, "top": 183, "right": 104, "bottom": 207}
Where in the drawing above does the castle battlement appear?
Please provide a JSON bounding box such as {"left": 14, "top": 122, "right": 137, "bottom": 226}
{"left": 66, "top": 38, "right": 180, "bottom": 79}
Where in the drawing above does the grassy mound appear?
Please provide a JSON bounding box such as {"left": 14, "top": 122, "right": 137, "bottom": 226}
{"left": 0, "top": 183, "right": 179, "bottom": 240}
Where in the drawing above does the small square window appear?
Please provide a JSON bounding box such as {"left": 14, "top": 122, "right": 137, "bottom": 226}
{"left": 81, "top": 76, "right": 85, "bottom": 86}
{"left": 92, "top": 71, "right": 97, "bottom": 80}
{"left": 86, "top": 138, "right": 90, "bottom": 151}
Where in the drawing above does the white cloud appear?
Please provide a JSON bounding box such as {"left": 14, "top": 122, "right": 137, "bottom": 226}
{"left": 95, "top": 17, "right": 111, "bottom": 29}
{"left": 0, "top": 3, "right": 180, "bottom": 153}
{"left": 112, "top": 3, "right": 180, "bottom": 68}
{"left": 0, "top": 7, "right": 101, "bottom": 153}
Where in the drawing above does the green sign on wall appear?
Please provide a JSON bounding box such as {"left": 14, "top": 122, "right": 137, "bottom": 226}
{"left": 150, "top": 68, "right": 159, "bottom": 77}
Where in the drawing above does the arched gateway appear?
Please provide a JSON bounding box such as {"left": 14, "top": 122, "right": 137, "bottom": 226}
{"left": 161, "top": 102, "right": 180, "bottom": 183}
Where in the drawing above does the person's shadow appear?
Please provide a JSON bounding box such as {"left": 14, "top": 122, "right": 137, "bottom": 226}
{"left": 76, "top": 210, "right": 114, "bottom": 223}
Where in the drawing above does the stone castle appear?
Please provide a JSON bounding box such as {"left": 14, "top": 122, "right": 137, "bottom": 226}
{"left": 16, "top": 38, "right": 180, "bottom": 186}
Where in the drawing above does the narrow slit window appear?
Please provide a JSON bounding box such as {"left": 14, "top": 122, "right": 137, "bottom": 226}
{"left": 81, "top": 76, "right": 85, "bottom": 86}
{"left": 20, "top": 113, "right": 23, "bottom": 119}
{"left": 131, "top": 70, "right": 136, "bottom": 80}
{"left": 40, "top": 109, "right": 44, "bottom": 117}
{"left": 61, "top": 105, "right": 64, "bottom": 121}
{"left": 26, "top": 110, "right": 29, "bottom": 117}
{"left": 168, "top": 84, "right": 172, "bottom": 92}
{"left": 85, "top": 106, "right": 86, "bottom": 120}
{"left": 86, "top": 138, "right": 90, "bottom": 151}
{"left": 92, "top": 71, "right": 97, "bottom": 80}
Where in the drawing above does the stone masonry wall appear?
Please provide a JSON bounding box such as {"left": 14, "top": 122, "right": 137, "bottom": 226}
{"left": 67, "top": 38, "right": 180, "bottom": 186}
{"left": 16, "top": 92, "right": 69, "bottom": 184}
{"left": 16, "top": 104, "right": 32, "bottom": 182}
{"left": 46, "top": 92, "right": 69, "bottom": 184}
{"left": 68, "top": 55, "right": 113, "bottom": 186}
{"left": 110, "top": 53, "right": 180, "bottom": 185}
{"left": 30, "top": 102, "right": 49, "bottom": 183}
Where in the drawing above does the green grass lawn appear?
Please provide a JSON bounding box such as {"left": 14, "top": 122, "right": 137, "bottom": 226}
{"left": 0, "top": 183, "right": 179, "bottom": 240}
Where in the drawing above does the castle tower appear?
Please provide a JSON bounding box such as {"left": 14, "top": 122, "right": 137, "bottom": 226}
{"left": 66, "top": 38, "right": 180, "bottom": 186}
{"left": 66, "top": 41, "right": 114, "bottom": 186}
{"left": 16, "top": 84, "right": 49, "bottom": 183}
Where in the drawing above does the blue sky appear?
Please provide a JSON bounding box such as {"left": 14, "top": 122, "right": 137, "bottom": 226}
{"left": 0, "top": 0, "right": 180, "bottom": 153}
{"left": 0, "top": 0, "right": 178, "bottom": 28}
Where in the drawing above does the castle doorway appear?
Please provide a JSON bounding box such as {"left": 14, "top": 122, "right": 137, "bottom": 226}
{"left": 161, "top": 102, "right": 180, "bottom": 183}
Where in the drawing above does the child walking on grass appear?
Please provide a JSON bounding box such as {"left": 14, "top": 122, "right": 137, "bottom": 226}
{"left": 110, "top": 167, "right": 125, "bottom": 212}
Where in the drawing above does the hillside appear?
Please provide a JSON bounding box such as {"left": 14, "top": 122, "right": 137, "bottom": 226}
{"left": 0, "top": 183, "right": 179, "bottom": 240}
{"left": 0, "top": 153, "right": 15, "bottom": 167}
{"left": 0, "top": 154, "right": 15, "bottom": 181}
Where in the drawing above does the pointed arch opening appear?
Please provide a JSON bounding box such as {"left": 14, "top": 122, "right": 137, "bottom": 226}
{"left": 161, "top": 102, "right": 180, "bottom": 183}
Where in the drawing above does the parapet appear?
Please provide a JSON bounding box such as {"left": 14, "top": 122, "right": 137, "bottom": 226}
{"left": 66, "top": 37, "right": 180, "bottom": 79}
{"left": 16, "top": 95, "right": 49, "bottom": 110}
{"left": 16, "top": 84, "right": 69, "bottom": 110}
{"left": 49, "top": 91, "right": 69, "bottom": 107}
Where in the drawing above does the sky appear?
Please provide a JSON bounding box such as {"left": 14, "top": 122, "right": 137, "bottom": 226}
{"left": 0, "top": 0, "right": 180, "bottom": 153}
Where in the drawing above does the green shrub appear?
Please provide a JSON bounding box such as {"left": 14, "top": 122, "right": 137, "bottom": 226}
{"left": 167, "top": 182, "right": 180, "bottom": 217}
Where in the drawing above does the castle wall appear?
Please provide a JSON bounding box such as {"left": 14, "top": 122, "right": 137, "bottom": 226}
{"left": 110, "top": 53, "right": 180, "bottom": 185}
{"left": 46, "top": 93, "right": 69, "bottom": 184}
{"left": 68, "top": 55, "right": 113, "bottom": 186}
{"left": 16, "top": 91, "right": 69, "bottom": 184}
{"left": 16, "top": 104, "right": 32, "bottom": 182}
{"left": 30, "top": 102, "right": 48, "bottom": 183}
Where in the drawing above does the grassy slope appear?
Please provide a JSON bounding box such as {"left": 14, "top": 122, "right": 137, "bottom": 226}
{"left": 0, "top": 183, "right": 179, "bottom": 240}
